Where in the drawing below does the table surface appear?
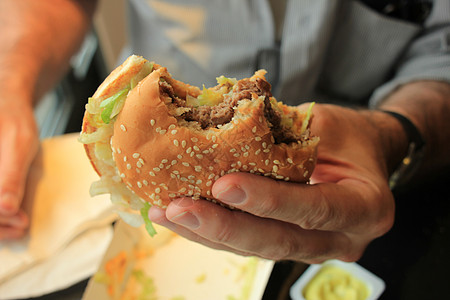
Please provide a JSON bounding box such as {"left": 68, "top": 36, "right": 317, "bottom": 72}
{"left": 21, "top": 171, "right": 450, "bottom": 300}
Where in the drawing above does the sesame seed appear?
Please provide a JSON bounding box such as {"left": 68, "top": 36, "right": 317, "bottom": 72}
{"left": 206, "top": 181, "right": 212, "bottom": 187}
{"left": 274, "top": 160, "right": 281, "bottom": 165}
{"left": 182, "top": 162, "right": 190, "bottom": 167}
{"left": 161, "top": 159, "right": 168, "bottom": 164}
{"left": 243, "top": 152, "right": 249, "bottom": 157}
{"left": 196, "top": 180, "right": 202, "bottom": 185}
{"left": 233, "top": 153, "right": 240, "bottom": 157}
{"left": 153, "top": 167, "right": 161, "bottom": 172}
{"left": 230, "top": 148, "right": 236, "bottom": 153}
{"left": 263, "top": 149, "right": 270, "bottom": 153}
{"left": 212, "top": 143, "right": 219, "bottom": 148}
{"left": 120, "top": 124, "right": 127, "bottom": 132}
{"left": 117, "top": 148, "right": 122, "bottom": 154}
{"left": 172, "top": 170, "right": 179, "bottom": 175}
{"left": 255, "top": 137, "right": 262, "bottom": 141}
{"left": 159, "top": 130, "right": 167, "bottom": 135}
{"left": 171, "top": 130, "right": 177, "bottom": 135}
{"left": 180, "top": 177, "right": 188, "bottom": 182}
{"left": 179, "top": 187, "right": 187, "bottom": 193}
{"left": 126, "top": 164, "right": 131, "bottom": 170}
{"left": 170, "top": 174, "right": 176, "bottom": 179}
{"left": 177, "top": 154, "right": 183, "bottom": 159}
{"left": 208, "top": 173, "right": 215, "bottom": 179}
{"left": 150, "top": 119, "right": 155, "bottom": 126}
{"left": 139, "top": 158, "right": 144, "bottom": 164}
{"left": 287, "top": 158, "right": 294, "bottom": 164}
{"left": 149, "top": 171, "right": 155, "bottom": 176}
{"left": 265, "top": 159, "right": 269, "bottom": 166}
{"left": 137, "top": 182, "right": 142, "bottom": 188}
{"left": 191, "top": 137, "right": 198, "bottom": 143}
{"left": 194, "top": 166, "right": 202, "bottom": 172}
{"left": 159, "top": 163, "right": 164, "bottom": 169}
{"left": 181, "top": 140, "right": 187, "bottom": 148}
{"left": 203, "top": 149, "right": 210, "bottom": 154}
{"left": 120, "top": 173, "right": 125, "bottom": 178}
{"left": 132, "top": 153, "right": 140, "bottom": 159}
{"left": 212, "top": 136, "right": 217, "bottom": 142}
{"left": 143, "top": 180, "right": 149, "bottom": 185}
{"left": 169, "top": 193, "right": 176, "bottom": 198}
{"left": 190, "top": 152, "right": 195, "bottom": 157}
{"left": 155, "top": 187, "right": 161, "bottom": 193}
{"left": 156, "top": 127, "right": 161, "bottom": 132}
{"left": 168, "top": 124, "right": 176, "bottom": 130}
{"left": 273, "top": 165, "right": 279, "bottom": 172}
{"left": 171, "top": 160, "right": 178, "bottom": 165}
{"left": 123, "top": 156, "right": 127, "bottom": 162}
{"left": 262, "top": 142, "right": 267, "bottom": 149}
{"left": 255, "top": 149, "right": 261, "bottom": 155}
{"left": 207, "top": 190, "right": 211, "bottom": 196}
{"left": 173, "top": 140, "right": 179, "bottom": 146}
{"left": 137, "top": 161, "right": 142, "bottom": 168}
{"left": 136, "top": 168, "right": 141, "bottom": 174}
{"left": 196, "top": 154, "right": 203, "bottom": 159}
{"left": 186, "top": 147, "right": 192, "bottom": 154}
{"left": 193, "top": 146, "right": 200, "bottom": 151}
{"left": 252, "top": 126, "right": 257, "bottom": 133}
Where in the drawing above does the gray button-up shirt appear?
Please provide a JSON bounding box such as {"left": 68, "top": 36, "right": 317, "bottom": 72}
{"left": 123, "top": 0, "right": 450, "bottom": 107}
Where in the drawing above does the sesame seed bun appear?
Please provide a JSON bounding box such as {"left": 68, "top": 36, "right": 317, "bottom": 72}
{"left": 81, "top": 55, "right": 319, "bottom": 210}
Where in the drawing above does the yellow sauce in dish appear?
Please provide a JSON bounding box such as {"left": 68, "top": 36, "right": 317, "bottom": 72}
{"left": 302, "top": 265, "right": 369, "bottom": 300}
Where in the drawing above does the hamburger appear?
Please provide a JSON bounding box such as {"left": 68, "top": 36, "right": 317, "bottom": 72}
{"left": 79, "top": 55, "right": 319, "bottom": 234}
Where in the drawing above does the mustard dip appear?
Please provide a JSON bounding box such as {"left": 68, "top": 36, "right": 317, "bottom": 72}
{"left": 302, "top": 265, "right": 369, "bottom": 300}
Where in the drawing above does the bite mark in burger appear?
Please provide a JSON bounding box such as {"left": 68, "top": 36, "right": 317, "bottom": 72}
{"left": 80, "top": 55, "right": 319, "bottom": 234}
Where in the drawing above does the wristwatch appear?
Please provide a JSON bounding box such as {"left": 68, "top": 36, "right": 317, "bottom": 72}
{"left": 380, "top": 110, "right": 426, "bottom": 189}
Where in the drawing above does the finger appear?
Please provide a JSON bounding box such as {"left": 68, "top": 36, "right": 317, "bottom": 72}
{"left": 163, "top": 197, "right": 353, "bottom": 263}
{"left": 211, "top": 172, "right": 387, "bottom": 234}
{"left": 0, "top": 226, "right": 27, "bottom": 240}
{"left": 0, "top": 209, "right": 29, "bottom": 228}
{"left": 0, "top": 120, "right": 38, "bottom": 215}
{"left": 148, "top": 204, "right": 254, "bottom": 257}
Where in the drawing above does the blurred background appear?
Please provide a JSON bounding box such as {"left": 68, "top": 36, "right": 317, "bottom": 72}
{"left": 34, "top": 0, "right": 126, "bottom": 139}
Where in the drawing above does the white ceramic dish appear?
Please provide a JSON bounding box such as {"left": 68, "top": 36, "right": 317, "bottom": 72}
{"left": 290, "top": 259, "right": 385, "bottom": 300}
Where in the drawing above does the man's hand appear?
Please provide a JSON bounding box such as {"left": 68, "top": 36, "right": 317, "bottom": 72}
{"left": 0, "top": 98, "right": 39, "bottom": 240}
{"left": 148, "top": 104, "right": 403, "bottom": 263}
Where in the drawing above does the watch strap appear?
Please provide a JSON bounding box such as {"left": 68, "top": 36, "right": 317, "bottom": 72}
{"left": 380, "top": 110, "right": 426, "bottom": 189}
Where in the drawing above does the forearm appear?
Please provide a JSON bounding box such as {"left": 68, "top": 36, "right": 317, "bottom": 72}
{"left": 376, "top": 80, "right": 450, "bottom": 178}
{"left": 0, "top": 0, "right": 97, "bottom": 104}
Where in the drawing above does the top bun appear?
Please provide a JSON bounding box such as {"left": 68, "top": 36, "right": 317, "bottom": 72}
{"left": 80, "top": 55, "right": 319, "bottom": 211}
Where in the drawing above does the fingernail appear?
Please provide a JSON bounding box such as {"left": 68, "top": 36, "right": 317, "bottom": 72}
{"left": 170, "top": 211, "right": 200, "bottom": 229}
{"left": 215, "top": 185, "right": 246, "bottom": 204}
{"left": 147, "top": 206, "right": 166, "bottom": 223}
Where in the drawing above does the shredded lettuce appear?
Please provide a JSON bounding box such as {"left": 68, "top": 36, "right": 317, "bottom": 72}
{"left": 100, "top": 88, "right": 129, "bottom": 124}
{"left": 216, "top": 75, "right": 237, "bottom": 86}
{"left": 300, "top": 102, "right": 315, "bottom": 134}
{"left": 140, "top": 202, "right": 157, "bottom": 237}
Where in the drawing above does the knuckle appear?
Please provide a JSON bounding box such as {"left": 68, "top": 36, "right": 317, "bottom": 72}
{"left": 214, "top": 223, "right": 235, "bottom": 245}
{"left": 300, "top": 202, "right": 332, "bottom": 230}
